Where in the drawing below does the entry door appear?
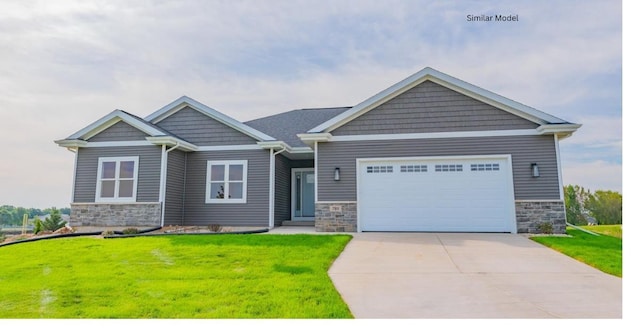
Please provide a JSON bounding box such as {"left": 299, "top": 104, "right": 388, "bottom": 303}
{"left": 292, "top": 169, "right": 315, "bottom": 220}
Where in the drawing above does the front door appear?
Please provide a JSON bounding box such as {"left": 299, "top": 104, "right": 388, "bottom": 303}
{"left": 292, "top": 168, "right": 315, "bottom": 220}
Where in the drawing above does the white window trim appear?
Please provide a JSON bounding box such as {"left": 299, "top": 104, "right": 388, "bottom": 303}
{"left": 95, "top": 156, "right": 139, "bottom": 203}
{"left": 205, "top": 160, "right": 248, "bottom": 204}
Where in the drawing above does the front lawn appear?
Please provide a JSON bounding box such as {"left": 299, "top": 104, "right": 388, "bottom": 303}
{"left": 530, "top": 227, "right": 622, "bottom": 277}
{"left": 0, "top": 234, "right": 353, "bottom": 318}
{"left": 581, "top": 224, "right": 622, "bottom": 239}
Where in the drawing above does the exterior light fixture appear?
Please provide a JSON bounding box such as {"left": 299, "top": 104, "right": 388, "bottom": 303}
{"left": 531, "top": 163, "right": 540, "bottom": 178}
{"left": 334, "top": 167, "right": 340, "bottom": 181}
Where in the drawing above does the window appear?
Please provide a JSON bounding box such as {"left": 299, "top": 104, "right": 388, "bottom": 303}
{"left": 206, "top": 160, "right": 248, "bottom": 203}
{"left": 96, "top": 156, "right": 139, "bottom": 202}
{"left": 471, "top": 163, "right": 500, "bottom": 171}
{"left": 435, "top": 164, "right": 463, "bottom": 172}
{"left": 366, "top": 165, "right": 393, "bottom": 173}
{"left": 400, "top": 165, "right": 428, "bottom": 173}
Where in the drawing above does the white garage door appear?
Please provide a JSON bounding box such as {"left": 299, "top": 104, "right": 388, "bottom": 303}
{"left": 358, "top": 156, "right": 516, "bottom": 232}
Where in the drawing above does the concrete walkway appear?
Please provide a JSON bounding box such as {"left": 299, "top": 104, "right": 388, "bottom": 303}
{"left": 328, "top": 233, "right": 622, "bottom": 318}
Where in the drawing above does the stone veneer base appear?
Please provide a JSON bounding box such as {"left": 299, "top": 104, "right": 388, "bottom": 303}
{"left": 314, "top": 200, "right": 567, "bottom": 234}
{"left": 70, "top": 203, "right": 161, "bottom": 227}
{"left": 315, "top": 202, "right": 357, "bottom": 232}
{"left": 515, "top": 200, "right": 567, "bottom": 234}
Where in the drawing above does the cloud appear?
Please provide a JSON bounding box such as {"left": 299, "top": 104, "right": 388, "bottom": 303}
{"left": 562, "top": 160, "right": 622, "bottom": 193}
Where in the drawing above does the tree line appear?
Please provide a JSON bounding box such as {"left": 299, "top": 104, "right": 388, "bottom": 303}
{"left": 564, "top": 185, "right": 622, "bottom": 225}
{"left": 0, "top": 205, "right": 71, "bottom": 226}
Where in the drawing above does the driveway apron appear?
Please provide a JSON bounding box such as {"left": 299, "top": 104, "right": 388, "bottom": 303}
{"left": 328, "top": 233, "right": 622, "bottom": 318}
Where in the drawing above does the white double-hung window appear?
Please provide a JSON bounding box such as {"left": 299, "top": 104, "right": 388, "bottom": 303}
{"left": 206, "top": 160, "right": 248, "bottom": 203}
{"left": 96, "top": 156, "right": 139, "bottom": 202}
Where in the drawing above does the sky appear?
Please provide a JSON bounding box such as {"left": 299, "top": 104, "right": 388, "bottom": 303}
{"left": 0, "top": 0, "right": 624, "bottom": 209}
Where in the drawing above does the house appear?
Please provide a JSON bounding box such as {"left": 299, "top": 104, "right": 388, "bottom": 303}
{"left": 55, "top": 67, "right": 580, "bottom": 234}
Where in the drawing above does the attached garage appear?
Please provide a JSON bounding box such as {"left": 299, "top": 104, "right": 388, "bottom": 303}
{"left": 357, "top": 155, "right": 517, "bottom": 233}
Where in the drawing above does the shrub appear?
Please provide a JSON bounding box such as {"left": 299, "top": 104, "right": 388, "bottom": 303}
{"left": 33, "top": 217, "right": 44, "bottom": 234}
{"left": 208, "top": 224, "right": 222, "bottom": 232}
{"left": 0, "top": 228, "right": 5, "bottom": 243}
{"left": 101, "top": 230, "right": 115, "bottom": 236}
{"left": 42, "top": 208, "right": 67, "bottom": 232}
{"left": 122, "top": 228, "right": 139, "bottom": 235}
{"left": 538, "top": 222, "right": 554, "bottom": 234}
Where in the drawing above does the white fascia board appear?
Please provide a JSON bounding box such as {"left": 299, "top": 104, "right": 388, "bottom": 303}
{"left": 536, "top": 124, "right": 582, "bottom": 138}
{"left": 297, "top": 133, "right": 332, "bottom": 146}
{"left": 309, "top": 67, "right": 570, "bottom": 133}
{"left": 257, "top": 141, "right": 292, "bottom": 152}
{"left": 330, "top": 129, "right": 540, "bottom": 142}
{"left": 54, "top": 139, "right": 88, "bottom": 148}
{"left": 198, "top": 144, "right": 263, "bottom": 151}
{"left": 144, "top": 96, "right": 276, "bottom": 142}
{"left": 67, "top": 110, "right": 166, "bottom": 140}
{"left": 146, "top": 136, "right": 198, "bottom": 151}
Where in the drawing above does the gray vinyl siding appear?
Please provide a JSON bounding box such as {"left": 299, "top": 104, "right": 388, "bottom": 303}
{"left": 332, "top": 81, "right": 539, "bottom": 135}
{"left": 317, "top": 135, "right": 559, "bottom": 202}
{"left": 87, "top": 121, "right": 148, "bottom": 141}
{"left": 73, "top": 146, "right": 162, "bottom": 202}
{"left": 274, "top": 155, "right": 291, "bottom": 225}
{"left": 156, "top": 106, "right": 257, "bottom": 146}
{"left": 164, "top": 150, "right": 186, "bottom": 225}
{"left": 273, "top": 157, "right": 314, "bottom": 225}
{"left": 182, "top": 150, "right": 270, "bottom": 226}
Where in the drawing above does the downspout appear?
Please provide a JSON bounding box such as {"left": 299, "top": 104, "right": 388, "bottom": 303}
{"left": 67, "top": 147, "right": 78, "bottom": 205}
{"left": 269, "top": 147, "right": 286, "bottom": 229}
{"left": 554, "top": 133, "right": 569, "bottom": 227}
{"left": 314, "top": 141, "right": 318, "bottom": 203}
{"left": 160, "top": 142, "right": 181, "bottom": 227}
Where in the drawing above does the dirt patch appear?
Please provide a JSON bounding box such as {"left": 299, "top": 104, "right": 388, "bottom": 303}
{"left": 1, "top": 226, "right": 76, "bottom": 244}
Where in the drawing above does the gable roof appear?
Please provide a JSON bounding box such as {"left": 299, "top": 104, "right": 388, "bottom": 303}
{"left": 144, "top": 95, "right": 276, "bottom": 142}
{"left": 308, "top": 67, "right": 577, "bottom": 134}
{"left": 64, "top": 109, "right": 168, "bottom": 140}
{"left": 245, "top": 107, "right": 350, "bottom": 147}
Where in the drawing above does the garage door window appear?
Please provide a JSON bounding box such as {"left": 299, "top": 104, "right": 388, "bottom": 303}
{"left": 400, "top": 165, "right": 428, "bottom": 173}
{"left": 435, "top": 164, "right": 463, "bottom": 172}
{"left": 471, "top": 163, "right": 500, "bottom": 171}
{"left": 366, "top": 166, "right": 393, "bottom": 173}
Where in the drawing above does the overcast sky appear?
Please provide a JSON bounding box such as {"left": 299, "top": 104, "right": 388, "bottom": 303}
{"left": 0, "top": 0, "right": 624, "bottom": 209}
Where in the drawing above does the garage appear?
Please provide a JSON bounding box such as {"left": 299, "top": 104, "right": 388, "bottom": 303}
{"left": 357, "top": 155, "right": 516, "bottom": 232}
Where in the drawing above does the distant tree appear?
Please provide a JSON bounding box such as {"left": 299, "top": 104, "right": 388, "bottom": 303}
{"left": 564, "top": 185, "right": 588, "bottom": 225}
{"left": 42, "top": 208, "right": 67, "bottom": 232}
{"left": 0, "top": 208, "right": 16, "bottom": 226}
{"left": 585, "top": 190, "right": 622, "bottom": 225}
{"left": 28, "top": 208, "right": 44, "bottom": 217}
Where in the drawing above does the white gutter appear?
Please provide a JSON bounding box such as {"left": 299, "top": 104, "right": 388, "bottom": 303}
{"left": 268, "top": 146, "right": 286, "bottom": 229}
{"left": 159, "top": 142, "right": 181, "bottom": 227}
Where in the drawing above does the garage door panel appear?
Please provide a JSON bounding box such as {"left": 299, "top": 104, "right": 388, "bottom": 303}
{"left": 359, "top": 156, "right": 515, "bottom": 232}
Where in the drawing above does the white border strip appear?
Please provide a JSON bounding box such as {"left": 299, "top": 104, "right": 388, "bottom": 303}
{"left": 84, "top": 141, "right": 153, "bottom": 147}
{"left": 198, "top": 144, "right": 263, "bottom": 151}
{"left": 331, "top": 129, "right": 539, "bottom": 142}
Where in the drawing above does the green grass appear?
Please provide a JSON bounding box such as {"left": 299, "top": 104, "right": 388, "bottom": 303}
{"left": 530, "top": 227, "right": 622, "bottom": 277}
{"left": 581, "top": 224, "right": 622, "bottom": 239}
{"left": 0, "top": 234, "right": 353, "bottom": 318}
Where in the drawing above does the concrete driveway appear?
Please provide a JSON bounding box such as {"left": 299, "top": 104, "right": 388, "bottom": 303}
{"left": 328, "top": 233, "right": 622, "bottom": 318}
